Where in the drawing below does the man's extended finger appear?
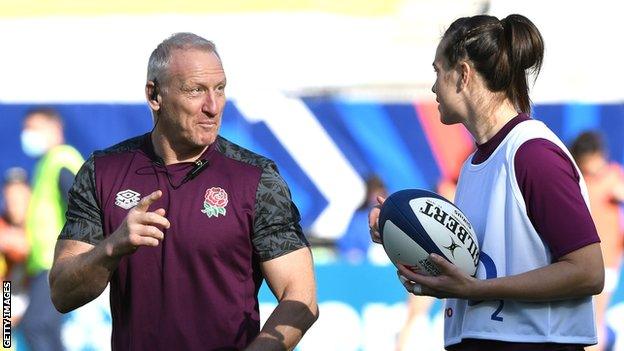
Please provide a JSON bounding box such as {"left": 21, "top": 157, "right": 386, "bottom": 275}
{"left": 135, "top": 190, "right": 162, "bottom": 212}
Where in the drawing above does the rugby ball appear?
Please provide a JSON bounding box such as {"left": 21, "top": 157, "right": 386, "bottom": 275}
{"left": 379, "top": 189, "right": 479, "bottom": 277}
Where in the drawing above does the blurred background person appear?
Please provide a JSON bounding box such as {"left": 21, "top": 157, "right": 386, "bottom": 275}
{"left": 0, "top": 167, "right": 31, "bottom": 330}
{"left": 337, "top": 175, "right": 388, "bottom": 263}
{"left": 571, "top": 131, "right": 624, "bottom": 351}
{"left": 0, "top": 167, "right": 30, "bottom": 281}
{"left": 19, "top": 108, "right": 84, "bottom": 351}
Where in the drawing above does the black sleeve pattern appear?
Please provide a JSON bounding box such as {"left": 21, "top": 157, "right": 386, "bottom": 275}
{"left": 58, "top": 155, "right": 104, "bottom": 245}
{"left": 252, "top": 162, "right": 309, "bottom": 261}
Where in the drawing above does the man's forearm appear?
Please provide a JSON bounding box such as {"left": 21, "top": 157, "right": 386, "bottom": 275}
{"left": 49, "top": 242, "right": 119, "bottom": 313}
{"left": 245, "top": 299, "right": 318, "bottom": 351}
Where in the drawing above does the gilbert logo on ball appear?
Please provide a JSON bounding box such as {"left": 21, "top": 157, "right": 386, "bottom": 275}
{"left": 202, "top": 187, "right": 228, "bottom": 218}
{"left": 379, "top": 189, "right": 479, "bottom": 277}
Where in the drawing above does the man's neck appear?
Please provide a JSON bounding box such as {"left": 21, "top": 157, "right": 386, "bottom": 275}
{"left": 150, "top": 132, "right": 208, "bottom": 165}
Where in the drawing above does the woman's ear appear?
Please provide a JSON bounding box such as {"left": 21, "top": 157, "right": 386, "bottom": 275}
{"left": 457, "top": 61, "right": 472, "bottom": 90}
{"left": 455, "top": 61, "right": 474, "bottom": 93}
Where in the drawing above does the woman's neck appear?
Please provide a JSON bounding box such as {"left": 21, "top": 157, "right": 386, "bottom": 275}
{"left": 464, "top": 96, "right": 519, "bottom": 145}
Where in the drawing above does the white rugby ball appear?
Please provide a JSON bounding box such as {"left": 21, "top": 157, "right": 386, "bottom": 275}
{"left": 379, "top": 189, "right": 479, "bottom": 276}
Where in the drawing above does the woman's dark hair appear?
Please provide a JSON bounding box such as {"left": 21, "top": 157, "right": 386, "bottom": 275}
{"left": 570, "top": 131, "right": 606, "bottom": 163}
{"left": 441, "top": 14, "right": 544, "bottom": 114}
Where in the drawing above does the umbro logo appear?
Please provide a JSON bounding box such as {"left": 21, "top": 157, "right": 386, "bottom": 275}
{"left": 115, "top": 189, "right": 141, "bottom": 210}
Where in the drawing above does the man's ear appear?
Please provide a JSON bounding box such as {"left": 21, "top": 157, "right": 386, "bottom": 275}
{"left": 146, "top": 81, "right": 160, "bottom": 111}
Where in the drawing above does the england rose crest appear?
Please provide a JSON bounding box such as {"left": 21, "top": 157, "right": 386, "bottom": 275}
{"left": 202, "top": 187, "right": 228, "bottom": 218}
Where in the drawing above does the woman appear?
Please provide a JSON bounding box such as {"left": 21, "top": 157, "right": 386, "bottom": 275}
{"left": 369, "top": 14, "right": 604, "bottom": 350}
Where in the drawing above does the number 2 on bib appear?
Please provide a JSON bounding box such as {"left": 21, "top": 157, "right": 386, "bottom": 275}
{"left": 480, "top": 252, "right": 504, "bottom": 322}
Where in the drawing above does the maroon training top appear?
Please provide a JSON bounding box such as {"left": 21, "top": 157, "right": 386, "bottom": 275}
{"left": 60, "top": 133, "right": 309, "bottom": 350}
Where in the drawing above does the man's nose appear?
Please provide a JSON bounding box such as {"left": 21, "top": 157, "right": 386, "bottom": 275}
{"left": 202, "top": 92, "right": 218, "bottom": 116}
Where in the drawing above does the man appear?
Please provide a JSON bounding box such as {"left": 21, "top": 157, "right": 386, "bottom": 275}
{"left": 21, "top": 108, "right": 84, "bottom": 351}
{"left": 49, "top": 33, "right": 318, "bottom": 350}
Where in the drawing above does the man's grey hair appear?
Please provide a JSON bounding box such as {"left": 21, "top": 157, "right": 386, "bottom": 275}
{"left": 147, "top": 32, "right": 220, "bottom": 85}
